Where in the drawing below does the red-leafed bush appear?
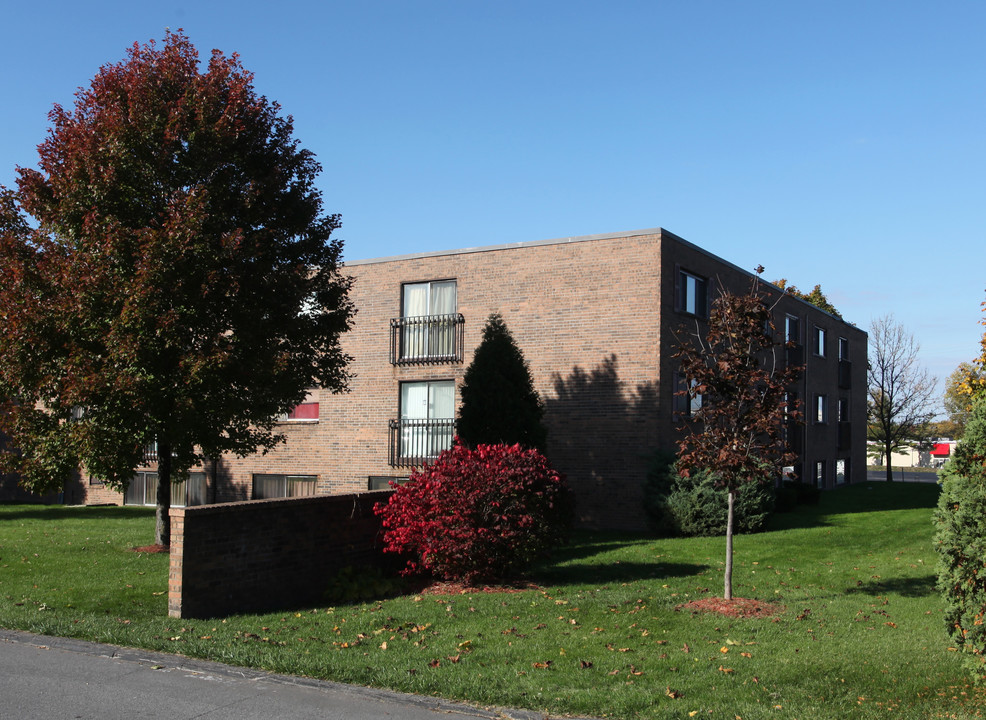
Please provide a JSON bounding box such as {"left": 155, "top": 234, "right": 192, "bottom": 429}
{"left": 375, "top": 442, "right": 573, "bottom": 584}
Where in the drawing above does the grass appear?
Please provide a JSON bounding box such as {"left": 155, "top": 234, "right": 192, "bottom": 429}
{"left": 1, "top": 483, "right": 984, "bottom": 719}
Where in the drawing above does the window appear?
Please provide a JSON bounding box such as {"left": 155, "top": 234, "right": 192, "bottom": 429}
{"left": 673, "top": 372, "right": 702, "bottom": 417}
{"left": 279, "top": 391, "right": 319, "bottom": 422}
{"left": 368, "top": 476, "right": 409, "bottom": 491}
{"left": 835, "top": 459, "right": 847, "bottom": 485}
{"left": 390, "top": 380, "right": 455, "bottom": 466}
{"left": 785, "top": 315, "right": 801, "bottom": 344}
{"left": 815, "top": 460, "right": 826, "bottom": 489}
{"left": 124, "top": 471, "right": 207, "bottom": 507}
{"left": 395, "top": 280, "right": 462, "bottom": 363}
{"left": 814, "top": 394, "right": 827, "bottom": 424}
{"left": 838, "top": 397, "right": 850, "bottom": 422}
{"left": 838, "top": 337, "right": 850, "bottom": 361}
{"left": 813, "top": 326, "right": 827, "bottom": 357}
{"left": 677, "top": 269, "right": 708, "bottom": 317}
{"left": 252, "top": 474, "right": 317, "bottom": 499}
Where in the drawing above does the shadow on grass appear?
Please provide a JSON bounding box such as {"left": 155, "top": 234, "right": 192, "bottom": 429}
{"left": 766, "top": 481, "right": 941, "bottom": 533}
{"left": 537, "top": 560, "right": 709, "bottom": 586}
{"left": 534, "top": 531, "right": 709, "bottom": 585}
{"left": 0, "top": 504, "right": 155, "bottom": 521}
{"left": 845, "top": 574, "right": 937, "bottom": 599}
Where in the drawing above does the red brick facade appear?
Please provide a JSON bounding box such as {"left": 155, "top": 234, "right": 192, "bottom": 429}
{"left": 81, "top": 228, "right": 868, "bottom": 530}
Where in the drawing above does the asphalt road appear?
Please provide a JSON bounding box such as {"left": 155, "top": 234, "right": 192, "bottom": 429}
{"left": 0, "top": 628, "right": 552, "bottom": 720}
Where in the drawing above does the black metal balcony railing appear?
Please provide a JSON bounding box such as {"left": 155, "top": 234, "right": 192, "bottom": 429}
{"left": 838, "top": 359, "right": 852, "bottom": 389}
{"left": 784, "top": 419, "right": 803, "bottom": 453}
{"left": 785, "top": 343, "right": 804, "bottom": 369}
{"left": 390, "top": 314, "right": 465, "bottom": 365}
{"left": 388, "top": 418, "right": 455, "bottom": 468}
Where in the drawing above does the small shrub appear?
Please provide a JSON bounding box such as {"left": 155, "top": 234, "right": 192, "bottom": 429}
{"left": 374, "top": 442, "right": 573, "bottom": 584}
{"left": 644, "top": 453, "right": 774, "bottom": 536}
{"left": 934, "top": 396, "right": 986, "bottom": 684}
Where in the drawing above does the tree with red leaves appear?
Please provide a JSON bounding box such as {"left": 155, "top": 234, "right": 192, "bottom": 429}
{"left": 0, "top": 31, "right": 353, "bottom": 546}
{"left": 673, "top": 269, "right": 800, "bottom": 599}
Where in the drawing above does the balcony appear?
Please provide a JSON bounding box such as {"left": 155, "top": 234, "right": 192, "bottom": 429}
{"left": 390, "top": 314, "right": 465, "bottom": 365}
{"left": 784, "top": 419, "right": 803, "bottom": 454}
{"left": 142, "top": 442, "right": 159, "bottom": 464}
{"left": 388, "top": 418, "right": 455, "bottom": 468}
{"left": 838, "top": 421, "right": 852, "bottom": 451}
{"left": 838, "top": 360, "right": 852, "bottom": 389}
{"left": 785, "top": 343, "right": 804, "bottom": 370}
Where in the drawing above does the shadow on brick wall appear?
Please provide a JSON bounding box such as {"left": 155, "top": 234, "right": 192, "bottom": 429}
{"left": 545, "top": 354, "right": 661, "bottom": 529}
{"left": 209, "top": 456, "right": 251, "bottom": 503}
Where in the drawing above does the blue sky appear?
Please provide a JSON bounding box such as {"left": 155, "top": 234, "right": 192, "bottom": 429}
{"left": 2, "top": 1, "right": 983, "bottom": 411}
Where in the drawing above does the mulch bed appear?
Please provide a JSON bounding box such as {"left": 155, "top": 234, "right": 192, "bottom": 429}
{"left": 131, "top": 544, "right": 169, "bottom": 554}
{"left": 676, "top": 597, "right": 784, "bottom": 619}
{"left": 417, "top": 580, "right": 542, "bottom": 595}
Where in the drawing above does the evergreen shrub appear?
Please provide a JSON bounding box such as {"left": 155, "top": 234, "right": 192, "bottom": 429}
{"left": 456, "top": 313, "right": 547, "bottom": 449}
{"left": 375, "top": 442, "right": 573, "bottom": 584}
{"left": 644, "top": 452, "right": 775, "bottom": 536}
{"left": 934, "top": 396, "right": 986, "bottom": 684}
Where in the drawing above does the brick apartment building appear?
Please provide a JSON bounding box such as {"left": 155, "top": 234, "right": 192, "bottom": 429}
{"left": 82, "top": 228, "right": 868, "bottom": 529}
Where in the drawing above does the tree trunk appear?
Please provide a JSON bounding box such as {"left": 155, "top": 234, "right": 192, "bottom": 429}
{"left": 155, "top": 441, "right": 172, "bottom": 548}
{"left": 884, "top": 442, "right": 894, "bottom": 482}
{"left": 724, "top": 488, "right": 735, "bottom": 600}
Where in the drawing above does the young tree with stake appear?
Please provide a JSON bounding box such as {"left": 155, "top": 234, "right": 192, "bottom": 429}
{"left": 673, "top": 268, "right": 800, "bottom": 600}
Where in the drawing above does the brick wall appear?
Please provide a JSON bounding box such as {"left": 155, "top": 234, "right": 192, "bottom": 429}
{"left": 240, "top": 231, "right": 667, "bottom": 529}
{"left": 168, "top": 490, "right": 394, "bottom": 619}
{"left": 80, "top": 226, "right": 869, "bottom": 530}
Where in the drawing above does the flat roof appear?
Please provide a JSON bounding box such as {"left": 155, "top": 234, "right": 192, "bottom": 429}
{"left": 343, "top": 227, "right": 860, "bottom": 329}
{"left": 344, "top": 227, "right": 670, "bottom": 266}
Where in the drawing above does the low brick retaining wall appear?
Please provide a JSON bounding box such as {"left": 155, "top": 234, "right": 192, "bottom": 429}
{"left": 168, "top": 490, "right": 394, "bottom": 618}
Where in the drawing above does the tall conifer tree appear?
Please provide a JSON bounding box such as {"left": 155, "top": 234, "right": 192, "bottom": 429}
{"left": 456, "top": 313, "right": 546, "bottom": 450}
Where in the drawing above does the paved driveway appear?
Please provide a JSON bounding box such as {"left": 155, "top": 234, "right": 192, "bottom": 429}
{"left": 1, "top": 628, "right": 553, "bottom": 720}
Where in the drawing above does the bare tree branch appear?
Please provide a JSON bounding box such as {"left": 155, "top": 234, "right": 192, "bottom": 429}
{"left": 867, "top": 314, "right": 937, "bottom": 481}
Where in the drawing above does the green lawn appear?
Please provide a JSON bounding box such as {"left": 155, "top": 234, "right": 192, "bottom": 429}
{"left": 1, "top": 483, "right": 983, "bottom": 719}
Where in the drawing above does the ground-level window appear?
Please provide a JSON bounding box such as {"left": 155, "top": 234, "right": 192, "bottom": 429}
{"left": 835, "top": 458, "right": 847, "bottom": 485}
{"left": 252, "top": 474, "right": 317, "bottom": 499}
{"left": 815, "top": 460, "right": 826, "bottom": 489}
{"left": 368, "top": 476, "right": 409, "bottom": 491}
{"left": 124, "top": 471, "right": 207, "bottom": 507}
